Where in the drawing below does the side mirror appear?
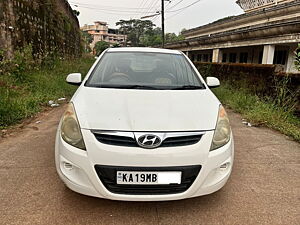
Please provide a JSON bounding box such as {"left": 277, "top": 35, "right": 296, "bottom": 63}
{"left": 66, "top": 73, "right": 82, "bottom": 86}
{"left": 206, "top": 77, "right": 220, "bottom": 88}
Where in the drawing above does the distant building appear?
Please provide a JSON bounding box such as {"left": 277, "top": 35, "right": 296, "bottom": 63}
{"left": 166, "top": 0, "right": 300, "bottom": 73}
{"left": 81, "top": 21, "right": 127, "bottom": 49}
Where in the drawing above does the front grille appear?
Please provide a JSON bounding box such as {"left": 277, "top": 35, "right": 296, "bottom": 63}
{"left": 94, "top": 165, "right": 201, "bottom": 195}
{"left": 94, "top": 133, "right": 136, "bottom": 147}
{"left": 161, "top": 135, "right": 202, "bottom": 147}
{"left": 92, "top": 131, "right": 203, "bottom": 148}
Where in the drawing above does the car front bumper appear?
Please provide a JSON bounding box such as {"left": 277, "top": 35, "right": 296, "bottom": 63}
{"left": 55, "top": 128, "right": 234, "bottom": 201}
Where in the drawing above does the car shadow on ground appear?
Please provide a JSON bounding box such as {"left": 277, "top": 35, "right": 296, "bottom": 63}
{"left": 60, "top": 182, "right": 226, "bottom": 212}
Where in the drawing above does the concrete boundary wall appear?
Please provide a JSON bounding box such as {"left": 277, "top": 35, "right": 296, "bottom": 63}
{"left": 0, "top": 0, "right": 82, "bottom": 59}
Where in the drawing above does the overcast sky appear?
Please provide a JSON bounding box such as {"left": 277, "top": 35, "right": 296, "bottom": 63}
{"left": 69, "top": 0, "right": 243, "bottom": 34}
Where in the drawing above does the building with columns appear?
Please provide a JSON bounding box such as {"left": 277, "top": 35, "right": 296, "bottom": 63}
{"left": 165, "top": 0, "right": 300, "bottom": 73}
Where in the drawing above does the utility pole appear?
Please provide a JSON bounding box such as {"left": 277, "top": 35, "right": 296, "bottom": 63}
{"left": 161, "top": 0, "right": 165, "bottom": 48}
{"left": 141, "top": 0, "right": 169, "bottom": 48}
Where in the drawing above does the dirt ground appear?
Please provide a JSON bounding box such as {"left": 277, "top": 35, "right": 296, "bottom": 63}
{"left": 0, "top": 105, "right": 299, "bottom": 225}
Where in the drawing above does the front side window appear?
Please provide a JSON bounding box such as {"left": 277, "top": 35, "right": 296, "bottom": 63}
{"left": 86, "top": 52, "right": 205, "bottom": 90}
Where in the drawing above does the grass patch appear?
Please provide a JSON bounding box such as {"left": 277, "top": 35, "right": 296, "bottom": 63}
{"left": 0, "top": 56, "right": 94, "bottom": 128}
{"left": 213, "top": 83, "right": 300, "bottom": 142}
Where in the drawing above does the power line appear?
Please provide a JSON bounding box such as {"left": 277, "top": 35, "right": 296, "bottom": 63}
{"left": 71, "top": 4, "right": 148, "bottom": 16}
{"left": 166, "top": 0, "right": 203, "bottom": 13}
{"left": 135, "top": 0, "right": 149, "bottom": 17}
{"left": 144, "top": 0, "right": 160, "bottom": 16}
{"left": 70, "top": 1, "right": 155, "bottom": 10}
{"left": 70, "top": 4, "right": 157, "bottom": 15}
{"left": 165, "top": 9, "right": 184, "bottom": 20}
{"left": 165, "top": 0, "right": 204, "bottom": 21}
{"left": 138, "top": 0, "right": 153, "bottom": 17}
{"left": 167, "top": 0, "right": 184, "bottom": 10}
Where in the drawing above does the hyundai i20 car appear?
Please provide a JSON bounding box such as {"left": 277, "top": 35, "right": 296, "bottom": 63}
{"left": 55, "top": 47, "right": 234, "bottom": 201}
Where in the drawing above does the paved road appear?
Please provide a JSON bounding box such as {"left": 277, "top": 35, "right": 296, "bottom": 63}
{"left": 0, "top": 106, "right": 299, "bottom": 225}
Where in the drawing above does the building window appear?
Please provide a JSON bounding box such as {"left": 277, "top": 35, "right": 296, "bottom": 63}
{"left": 273, "top": 50, "right": 287, "bottom": 65}
{"left": 203, "top": 54, "right": 208, "bottom": 62}
{"left": 197, "top": 54, "right": 202, "bottom": 62}
{"left": 229, "top": 53, "right": 237, "bottom": 63}
{"left": 239, "top": 52, "right": 248, "bottom": 63}
{"left": 191, "top": 54, "right": 195, "bottom": 61}
{"left": 209, "top": 54, "right": 213, "bottom": 62}
{"left": 259, "top": 51, "right": 263, "bottom": 64}
{"left": 222, "top": 53, "right": 227, "bottom": 63}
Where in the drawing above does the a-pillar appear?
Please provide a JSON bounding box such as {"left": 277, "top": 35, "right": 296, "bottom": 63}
{"left": 262, "top": 45, "right": 275, "bottom": 64}
{"left": 212, "top": 49, "right": 222, "bottom": 63}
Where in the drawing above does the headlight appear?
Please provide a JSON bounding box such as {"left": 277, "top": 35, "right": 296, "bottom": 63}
{"left": 210, "top": 105, "right": 231, "bottom": 151}
{"left": 61, "top": 103, "right": 86, "bottom": 150}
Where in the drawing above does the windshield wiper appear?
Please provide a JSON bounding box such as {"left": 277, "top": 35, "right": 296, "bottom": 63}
{"left": 170, "top": 85, "right": 205, "bottom": 90}
{"left": 120, "top": 85, "right": 159, "bottom": 90}
{"left": 88, "top": 84, "right": 159, "bottom": 90}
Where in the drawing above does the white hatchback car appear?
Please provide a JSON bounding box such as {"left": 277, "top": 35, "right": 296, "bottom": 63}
{"left": 55, "top": 47, "right": 234, "bottom": 201}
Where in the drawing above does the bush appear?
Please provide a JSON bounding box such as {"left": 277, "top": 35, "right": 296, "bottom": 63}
{"left": 195, "top": 62, "right": 300, "bottom": 113}
{"left": 213, "top": 83, "right": 300, "bottom": 142}
{"left": 294, "top": 43, "right": 300, "bottom": 71}
{"left": 94, "top": 41, "right": 110, "bottom": 56}
{"left": 0, "top": 55, "right": 94, "bottom": 128}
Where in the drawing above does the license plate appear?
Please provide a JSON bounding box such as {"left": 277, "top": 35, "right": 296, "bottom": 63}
{"left": 116, "top": 171, "right": 182, "bottom": 185}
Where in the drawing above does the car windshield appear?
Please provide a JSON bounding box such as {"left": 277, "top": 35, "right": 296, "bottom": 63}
{"left": 85, "top": 52, "right": 205, "bottom": 90}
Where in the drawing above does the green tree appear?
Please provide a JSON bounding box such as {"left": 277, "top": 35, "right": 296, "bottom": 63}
{"left": 112, "top": 43, "right": 121, "bottom": 48}
{"left": 94, "top": 41, "right": 110, "bottom": 56}
{"left": 81, "top": 31, "right": 93, "bottom": 44}
{"left": 81, "top": 31, "right": 93, "bottom": 53}
{"left": 165, "top": 29, "right": 186, "bottom": 44}
{"left": 116, "top": 19, "right": 156, "bottom": 46}
{"left": 165, "top": 33, "right": 178, "bottom": 43}
{"left": 140, "top": 27, "right": 162, "bottom": 47}
{"left": 178, "top": 28, "right": 186, "bottom": 40}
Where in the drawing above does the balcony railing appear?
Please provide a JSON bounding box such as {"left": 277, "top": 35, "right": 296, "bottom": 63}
{"left": 236, "top": 0, "right": 284, "bottom": 12}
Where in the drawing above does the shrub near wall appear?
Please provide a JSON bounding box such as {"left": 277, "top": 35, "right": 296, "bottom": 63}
{"left": 194, "top": 62, "right": 300, "bottom": 111}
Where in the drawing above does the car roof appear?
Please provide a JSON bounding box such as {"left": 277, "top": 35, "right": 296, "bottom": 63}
{"left": 106, "top": 47, "right": 182, "bottom": 55}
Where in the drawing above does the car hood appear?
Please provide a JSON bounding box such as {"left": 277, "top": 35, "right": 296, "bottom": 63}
{"left": 73, "top": 87, "right": 220, "bottom": 131}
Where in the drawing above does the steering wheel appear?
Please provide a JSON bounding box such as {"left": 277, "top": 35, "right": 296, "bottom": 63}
{"left": 106, "top": 72, "right": 131, "bottom": 83}
{"left": 154, "top": 72, "right": 177, "bottom": 84}
{"left": 165, "top": 73, "right": 177, "bottom": 82}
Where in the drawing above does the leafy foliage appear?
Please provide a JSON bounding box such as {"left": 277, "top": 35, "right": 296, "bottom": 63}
{"left": 81, "top": 31, "right": 93, "bottom": 44}
{"left": 213, "top": 83, "right": 300, "bottom": 142}
{"left": 295, "top": 43, "right": 300, "bottom": 71}
{"left": 140, "top": 27, "right": 162, "bottom": 47}
{"left": 0, "top": 45, "right": 36, "bottom": 82}
{"left": 116, "top": 19, "right": 156, "bottom": 46}
{"left": 81, "top": 31, "right": 93, "bottom": 53}
{"left": 165, "top": 32, "right": 185, "bottom": 43}
{"left": 0, "top": 55, "right": 94, "bottom": 128}
{"left": 196, "top": 62, "right": 300, "bottom": 141}
{"left": 116, "top": 19, "right": 186, "bottom": 47}
{"left": 94, "top": 41, "right": 110, "bottom": 56}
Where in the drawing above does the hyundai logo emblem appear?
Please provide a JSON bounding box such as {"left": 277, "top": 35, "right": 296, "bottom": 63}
{"left": 137, "top": 134, "right": 162, "bottom": 149}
